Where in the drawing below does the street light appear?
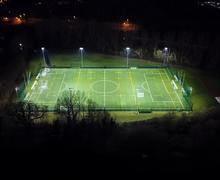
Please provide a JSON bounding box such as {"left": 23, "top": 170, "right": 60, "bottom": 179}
{"left": 41, "top": 47, "right": 46, "bottom": 67}
{"left": 79, "top": 47, "right": 84, "bottom": 68}
{"left": 126, "top": 47, "right": 130, "bottom": 68}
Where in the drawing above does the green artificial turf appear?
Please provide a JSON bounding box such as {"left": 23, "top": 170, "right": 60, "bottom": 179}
{"left": 24, "top": 67, "right": 190, "bottom": 111}
{"left": 19, "top": 52, "right": 220, "bottom": 122}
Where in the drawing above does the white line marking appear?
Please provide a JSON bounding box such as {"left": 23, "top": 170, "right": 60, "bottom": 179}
{"left": 57, "top": 73, "right": 65, "bottom": 97}
{"left": 143, "top": 73, "right": 154, "bottom": 102}
{"left": 159, "top": 71, "right": 176, "bottom": 108}
{"left": 117, "top": 72, "right": 123, "bottom": 108}
{"left": 174, "top": 90, "right": 184, "bottom": 109}
{"left": 172, "top": 80, "right": 178, "bottom": 90}
{"left": 36, "top": 72, "right": 40, "bottom": 79}
{"left": 129, "top": 70, "right": 138, "bottom": 110}
{"left": 174, "top": 75, "right": 178, "bottom": 81}
{"left": 164, "top": 69, "right": 184, "bottom": 109}
{"left": 24, "top": 92, "right": 30, "bottom": 101}
{"left": 31, "top": 80, "right": 37, "bottom": 90}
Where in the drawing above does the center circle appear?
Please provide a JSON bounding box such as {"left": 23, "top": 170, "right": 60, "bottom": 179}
{"left": 91, "top": 80, "right": 119, "bottom": 94}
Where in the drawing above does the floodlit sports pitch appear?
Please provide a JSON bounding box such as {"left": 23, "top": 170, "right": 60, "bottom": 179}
{"left": 23, "top": 67, "right": 191, "bottom": 111}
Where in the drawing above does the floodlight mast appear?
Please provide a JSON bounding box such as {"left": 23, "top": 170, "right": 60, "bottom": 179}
{"left": 15, "top": 87, "right": 19, "bottom": 97}
{"left": 19, "top": 43, "right": 23, "bottom": 51}
{"left": 41, "top": 47, "right": 46, "bottom": 67}
{"left": 79, "top": 47, "right": 84, "bottom": 68}
{"left": 163, "top": 47, "right": 169, "bottom": 66}
{"left": 126, "top": 47, "right": 130, "bottom": 68}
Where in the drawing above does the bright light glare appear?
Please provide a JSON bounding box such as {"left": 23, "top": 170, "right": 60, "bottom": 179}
{"left": 41, "top": 47, "right": 45, "bottom": 51}
{"left": 164, "top": 47, "right": 168, "bottom": 51}
{"left": 79, "top": 47, "right": 84, "bottom": 51}
{"left": 126, "top": 47, "right": 130, "bottom": 51}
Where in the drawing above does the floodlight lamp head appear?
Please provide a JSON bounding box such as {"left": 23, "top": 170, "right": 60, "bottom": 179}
{"left": 126, "top": 47, "right": 130, "bottom": 51}
{"left": 41, "top": 47, "right": 45, "bottom": 51}
{"left": 19, "top": 43, "right": 22, "bottom": 47}
{"left": 79, "top": 47, "right": 84, "bottom": 51}
{"left": 164, "top": 47, "right": 168, "bottom": 51}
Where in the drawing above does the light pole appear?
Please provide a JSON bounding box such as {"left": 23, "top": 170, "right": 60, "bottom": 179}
{"left": 126, "top": 47, "right": 130, "bottom": 68}
{"left": 163, "top": 47, "right": 169, "bottom": 66}
{"left": 41, "top": 47, "right": 46, "bottom": 67}
{"left": 19, "top": 43, "right": 23, "bottom": 51}
{"left": 15, "top": 87, "right": 19, "bottom": 98}
{"left": 79, "top": 47, "right": 84, "bottom": 68}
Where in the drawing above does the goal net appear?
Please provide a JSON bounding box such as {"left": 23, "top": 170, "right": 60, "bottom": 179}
{"left": 41, "top": 68, "right": 51, "bottom": 77}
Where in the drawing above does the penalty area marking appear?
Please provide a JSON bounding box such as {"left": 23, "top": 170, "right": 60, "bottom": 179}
{"left": 143, "top": 73, "right": 154, "bottom": 102}
{"left": 163, "top": 69, "right": 185, "bottom": 109}
{"left": 159, "top": 71, "right": 176, "bottom": 108}
{"left": 141, "top": 81, "right": 151, "bottom": 94}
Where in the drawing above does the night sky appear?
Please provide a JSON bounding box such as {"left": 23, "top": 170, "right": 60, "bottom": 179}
{"left": 2, "top": 0, "right": 220, "bottom": 22}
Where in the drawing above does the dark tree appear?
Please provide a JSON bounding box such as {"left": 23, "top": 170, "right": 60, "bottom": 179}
{"left": 55, "top": 90, "right": 87, "bottom": 124}
{"left": 6, "top": 101, "right": 48, "bottom": 128}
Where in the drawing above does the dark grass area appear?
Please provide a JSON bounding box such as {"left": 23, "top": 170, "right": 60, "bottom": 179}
{"left": 2, "top": 107, "right": 220, "bottom": 177}
{"left": 174, "top": 66, "right": 220, "bottom": 111}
